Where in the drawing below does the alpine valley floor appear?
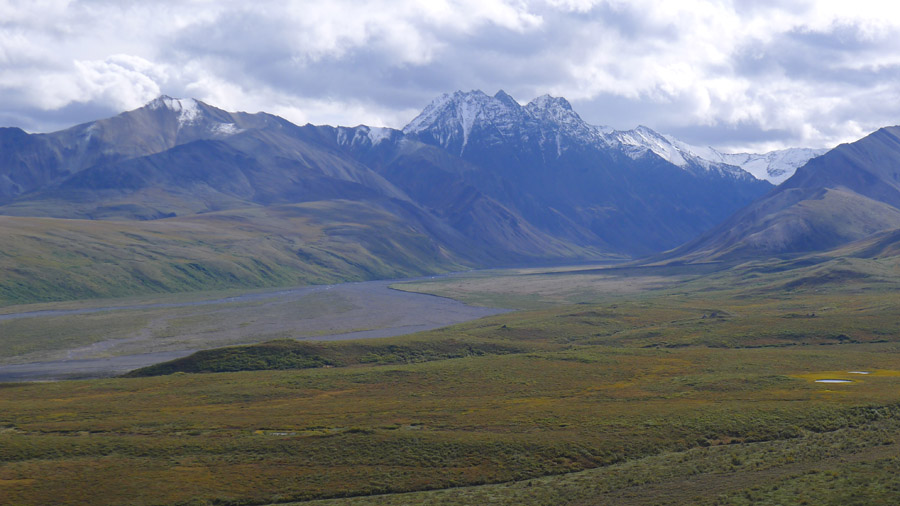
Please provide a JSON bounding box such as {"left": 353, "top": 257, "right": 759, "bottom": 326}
{"left": 1, "top": 258, "right": 900, "bottom": 505}
{"left": 0, "top": 275, "right": 509, "bottom": 381}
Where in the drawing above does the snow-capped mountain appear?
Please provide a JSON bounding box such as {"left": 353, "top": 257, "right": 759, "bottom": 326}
{"left": 146, "top": 96, "right": 247, "bottom": 137}
{"left": 400, "top": 90, "right": 773, "bottom": 255}
{"left": 0, "top": 90, "right": 819, "bottom": 263}
{"left": 334, "top": 125, "right": 401, "bottom": 150}
{"left": 403, "top": 90, "right": 827, "bottom": 184}
{"left": 696, "top": 147, "right": 829, "bottom": 185}
{"left": 403, "top": 90, "right": 611, "bottom": 159}
{"left": 660, "top": 126, "right": 900, "bottom": 263}
{"left": 405, "top": 90, "right": 824, "bottom": 185}
{"left": 600, "top": 125, "right": 826, "bottom": 185}
{"left": 602, "top": 126, "right": 756, "bottom": 181}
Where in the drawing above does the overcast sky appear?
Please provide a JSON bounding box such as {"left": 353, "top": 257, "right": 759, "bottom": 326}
{"left": 2, "top": 0, "right": 900, "bottom": 152}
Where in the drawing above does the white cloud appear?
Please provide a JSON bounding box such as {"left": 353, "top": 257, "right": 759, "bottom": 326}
{"left": 2, "top": 0, "right": 900, "bottom": 151}
{"left": 26, "top": 55, "right": 166, "bottom": 111}
{"left": 535, "top": 1, "right": 900, "bottom": 150}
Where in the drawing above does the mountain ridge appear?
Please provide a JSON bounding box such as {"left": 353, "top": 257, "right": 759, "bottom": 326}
{"left": 0, "top": 91, "right": 828, "bottom": 303}
{"left": 402, "top": 90, "right": 824, "bottom": 185}
{"left": 654, "top": 126, "right": 900, "bottom": 263}
{"left": 399, "top": 89, "right": 774, "bottom": 255}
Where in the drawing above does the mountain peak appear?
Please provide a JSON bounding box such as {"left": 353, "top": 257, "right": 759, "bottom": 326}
{"left": 526, "top": 94, "right": 574, "bottom": 112}
{"left": 493, "top": 89, "right": 519, "bottom": 107}
{"left": 523, "top": 94, "right": 603, "bottom": 148}
{"left": 402, "top": 90, "right": 816, "bottom": 183}
{"left": 403, "top": 89, "right": 526, "bottom": 154}
{"left": 404, "top": 90, "right": 612, "bottom": 157}
{"left": 147, "top": 95, "right": 198, "bottom": 112}
{"left": 146, "top": 96, "right": 203, "bottom": 128}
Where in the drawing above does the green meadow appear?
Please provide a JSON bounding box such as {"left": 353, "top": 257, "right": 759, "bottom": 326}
{"left": 1, "top": 255, "right": 899, "bottom": 505}
{"left": 0, "top": 202, "right": 464, "bottom": 307}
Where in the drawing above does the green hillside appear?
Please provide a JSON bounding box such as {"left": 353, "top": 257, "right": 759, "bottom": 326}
{"left": 0, "top": 200, "right": 464, "bottom": 306}
{"left": 2, "top": 259, "right": 900, "bottom": 505}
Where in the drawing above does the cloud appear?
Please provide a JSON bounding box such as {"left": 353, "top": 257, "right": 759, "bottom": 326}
{"left": 2, "top": 0, "right": 900, "bottom": 151}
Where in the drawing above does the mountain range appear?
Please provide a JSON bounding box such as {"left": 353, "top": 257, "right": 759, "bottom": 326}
{"left": 396, "top": 90, "right": 780, "bottom": 255}
{"left": 5, "top": 89, "right": 896, "bottom": 303}
{"left": 659, "top": 126, "right": 900, "bottom": 263}
{"left": 0, "top": 91, "right": 781, "bottom": 255}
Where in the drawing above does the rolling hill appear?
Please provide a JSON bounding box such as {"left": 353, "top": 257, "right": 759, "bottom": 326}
{"left": 0, "top": 202, "right": 468, "bottom": 304}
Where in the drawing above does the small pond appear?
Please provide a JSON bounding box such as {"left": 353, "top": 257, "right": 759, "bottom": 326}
{"left": 815, "top": 379, "right": 853, "bottom": 384}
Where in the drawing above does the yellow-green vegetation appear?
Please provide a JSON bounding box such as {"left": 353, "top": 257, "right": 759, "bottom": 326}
{"left": 2, "top": 251, "right": 900, "bottom": 505}
{"left": 393, "top": 253, "right": 900, "bottom": 310}
{"left": 125, "top": 338, "right": 526, "bottom": 376}
{"left": 1, "top": 264, "right": 899, "bottom": 504}
{"left": 296, "top": 415, "right": 900, "bottom": 505}
{"left": 1, "top": 342, "right": 899, "bottom": 505}
{"left": 0, "top": 200, "right": 463, "bottom": 306}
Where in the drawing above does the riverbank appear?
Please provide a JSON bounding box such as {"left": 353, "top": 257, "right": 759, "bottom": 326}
{"left": 0, "top": 277, "right": 508, "bottom": 381}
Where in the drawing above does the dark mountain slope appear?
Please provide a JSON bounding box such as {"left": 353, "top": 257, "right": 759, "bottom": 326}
{"left": 302, "top": 124, "right": 604, "bottom": 262}
{"left": 657, "top": 127, "right": 900, "bottom": 263}
{"left": 0, "top": 97, "right": 619, "bottom": 305}
{"left": 8, "top": 137, "right": 406, "bottom": 220}
{"left": 400, "top": 90, "right": 772, "bottom": 256}
{"left": 0, "top": 97, "right": 281, "bottom": 201}
{"left": 0, "top": 92, "right": 794, "bottom": 303}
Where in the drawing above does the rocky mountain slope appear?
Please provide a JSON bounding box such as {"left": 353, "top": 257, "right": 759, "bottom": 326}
{"left": 657, "top": 126, "right": 900, "bottom": 263}
{"left": 0, "top": 91, "right": 818, "bottom": 302}
{"left": 399, "top": 90, "right": 773, "bottom": 255}
{"left": 605, "top": 127, "right": 827, "bottom": 185}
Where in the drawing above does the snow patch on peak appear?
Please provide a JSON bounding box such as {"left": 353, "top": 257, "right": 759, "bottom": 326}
{"left": 148, "top": 95, "right": 174, "bottom": 110}
{"left": 640, "top": 133, "right": 827, "bottom": 184}
{"left": 527, "top": 94, "right": 573, "bottom": 112}
{"left": 598, "top": 125, "right": 825, "bottom": 183}
{"left": 524, "top": 94, "right": 602, "bottom": 150}
{"left": 402, "top": 90, "right": 823, "bottom": 184}
{"left": 366, "top": 126, "right": 393, "bottom": 145}
{"left": 211, "top": 122, "right": 242, "bottom": 136}
{"left": 607, "top": 126, "right": 687, "bottom": 167}
{"left": 335, "top": 125, "right": 397, "bottom": 148}
{"left": 402, "top": 92, "right": 457, "bottom": 135}
{"left": 148, "top": 96, "right": 201, "bottom": 128}
{"left": 709, "top": 147, "right": 828, "bottom": 184}
{"left": 404, "top": 90, "right": 616, "bottom": 157}
{"left": 455, "top": 94, "right": 490, "bottom": 151}
{"left": 403, "top": 90, "right": 516, "bottom": 155}
{"left": 493, "top": 89, "right": 519, "bottom": 106}
{"left": 175, "top": 99, "right": 200, "bottom": 127}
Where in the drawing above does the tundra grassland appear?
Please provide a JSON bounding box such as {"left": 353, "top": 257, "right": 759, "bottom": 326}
{"left": 0, "top": 201, "right": 465, "bottom": 307}
{"left": 1, "top": 257, "right": 900, "bottom": 505}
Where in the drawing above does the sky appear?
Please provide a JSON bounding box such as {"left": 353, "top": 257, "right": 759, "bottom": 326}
{"left": 2, "top": 0, "right": 900, "bottom": 153}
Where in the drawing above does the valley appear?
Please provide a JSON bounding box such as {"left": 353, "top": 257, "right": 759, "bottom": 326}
{"left": 1, "top": 91, "right": 900, "bottom": 505}
{"left": 0, "top": 275, "right": 507, "bottom": 381}
{"left": 1, "top": 258, "right": 899, "bottom": 505}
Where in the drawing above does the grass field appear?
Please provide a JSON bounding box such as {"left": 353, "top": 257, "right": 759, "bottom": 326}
{"left": 1, "top": 255, "right": 899, "bottom": 505}
{"left": 0, "top": 201, "right": 465, "bottom": 306}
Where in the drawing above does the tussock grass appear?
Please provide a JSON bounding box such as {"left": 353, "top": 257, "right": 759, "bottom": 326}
{"left": 2, "top": 255, "right": 900, "bottom": 505}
